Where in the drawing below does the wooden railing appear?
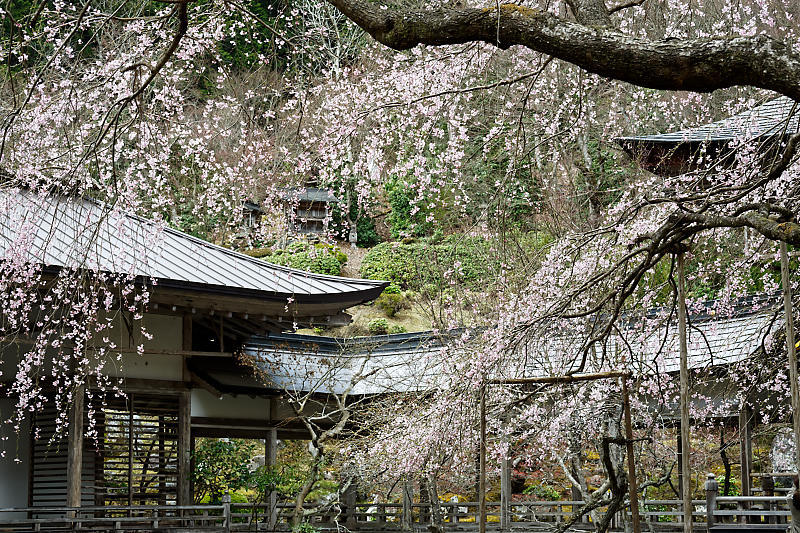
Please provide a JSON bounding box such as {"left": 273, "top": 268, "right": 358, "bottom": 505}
{"left": 0, "top": 503, "right": 228, "bottom": 531}
{"left": 0, "top": 482, "right": 793, "bottom": 532}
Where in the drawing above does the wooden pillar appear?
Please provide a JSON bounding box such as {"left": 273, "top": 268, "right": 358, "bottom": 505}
{"left": 266, "top": 427, "right": 278, "bottom": 528}
{"left": 419, "top": 476, "right": 430, "bottom": 524}
{"left": 178, "top": 391, "right": 191, "bottom": 506}
{"left": 677, "top": 252, "right": 693, "bottom": 533}
{"left": 761, "top": 476, "right": 775, "bottom": 524}
{"left": 739, "top": 405, "right": 753, "bottom": 497}
{"left": 500, "top": 455, "right": 512, "bottom": 529}
{"left": 402, "top": 478, "right": 413, "bottom": 531}
{"left": 66, "top": 384, "right": 85, "bottom": 508}
{"left": 780, "top": 241, "right": 800, "bottom": 472}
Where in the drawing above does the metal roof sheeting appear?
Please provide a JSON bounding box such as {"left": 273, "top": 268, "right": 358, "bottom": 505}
{"left": 0, "top": 190, "right": 386, "bottom": 299}
{"left": 617, "top": 96, "right": 800, "bottom": 144}
{"left": 231, "top": 305, "right": 776, "bottom": 395}
{"left": 513, "top": 309, "right": 776, "bottom": 379}
{"left": 243, "top": 331, "right": 445, "bottom": 395}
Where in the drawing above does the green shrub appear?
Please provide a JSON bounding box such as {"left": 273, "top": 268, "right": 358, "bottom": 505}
{"left": 314, "top": 242, "right": 348, "bottom": 264}
{"left": 388, "top": 325, "right": 407, "bottom": 334}
{"left": 266, "top": 242, "right": 345, "bottom": 275}
{"left": 356, "top": 216, "right": 381, "bottom": 248}
{"left": 243, "top": 247, "right": 272, "bottom": 258}
{"left": 191, "top": 438, "right": 256, "bottom": 504}
{"left": 359, "top": 236, "right": 497, "bottom": 290}
{"left": 386, "top": 176, "right": 434, "bottom": 238}
{"left": 293, "top": 523, "right": 320, "bottom": 533}
{"left": 376, "top": 292, "right": 409, "bottom": 317}
{"left": 522, "top": 483, "right": 561, "bottom": 501}
{"left": 383, "top": 283, "right": 402, "bottom": 294}
{"left": 367, "top": 318, "right": 389, "bottom": 335}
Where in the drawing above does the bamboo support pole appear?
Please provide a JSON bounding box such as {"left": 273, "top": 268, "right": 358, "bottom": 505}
{"left": 780, "top": 241, "right": 800, "bottom": 473}
{"left": 677, "top": 252, "right": 692, "bottom": 533}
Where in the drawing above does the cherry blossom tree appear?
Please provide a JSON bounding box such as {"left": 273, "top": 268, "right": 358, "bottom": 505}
{"left": 3, "top": 1, "right": 800, "bottom": 526}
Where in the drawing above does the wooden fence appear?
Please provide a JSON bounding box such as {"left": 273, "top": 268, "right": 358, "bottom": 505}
{"left": 0, "top": 476, "right": 794, "bottom": 533}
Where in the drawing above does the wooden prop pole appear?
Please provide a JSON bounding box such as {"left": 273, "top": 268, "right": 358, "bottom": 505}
{"left": 780, "top": 241, "right": 800, "bottom": 472}
{"left": 677, "top": 252, "right": 693, "bottom": 533}
{"left": 622, "top": 376, "right": 641, "bottom": 533}
{"left": 479, "top": 383, "right": 487, "bottom": 533}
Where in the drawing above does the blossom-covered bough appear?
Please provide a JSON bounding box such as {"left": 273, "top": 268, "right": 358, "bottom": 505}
{"left": 314, "top": 0, "right": 800, "bottom": 528}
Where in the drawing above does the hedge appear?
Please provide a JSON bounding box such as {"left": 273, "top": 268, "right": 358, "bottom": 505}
{"left": 359, "top": 236, "right": 497, "bottom": 290}
{"left": 248, "top": 242, "right": 347, "bottom": 276}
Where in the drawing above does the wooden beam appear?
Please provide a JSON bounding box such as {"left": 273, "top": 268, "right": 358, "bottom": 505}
{"left": 677, "top": 252, "right": 693, "bottom": 533}
{"left": 178, "top": 391, "right": 191, "bottom": 506}
{"left": 66, "top": 384, "right": 85, "bottom": 509}
{"left": 780, "top": 241, "right": 800, "bottom": 472}
{"left": 189, "top": 371, "right": 223, "bottom": 399}
{"left": 86, "top": 377, "right": 191, "bottom": 392}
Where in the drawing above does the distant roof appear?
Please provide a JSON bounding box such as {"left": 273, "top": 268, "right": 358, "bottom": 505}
{"left": 281, "top": 187, "right": 338, "bottom": 203}
{"left": 617, "top": 96, "right": 800, "bottom": 145}
{"left": 190, "top": 331, "right": 446, "bottom": 396}
{"left": 0, "top": 190, "right": 386, "bottom": 308}
{"left": 242, "top": 201, "right": 264, "bottom": 214}
{"left": 188, "top": 297, "right": 780, "bottom": 397}
{"left": 511, "top": 304, "right": 778, "bottom": 379}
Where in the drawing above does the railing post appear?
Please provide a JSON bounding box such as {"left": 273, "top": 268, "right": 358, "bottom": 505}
{"left": 223, "top": 492, "right": 232, "bottom": 533}
{"left": 705, "top": 473, "right": 718, "bottom": 529}
{"left": 762, "top": 476, "right": 775, "bottom": 524}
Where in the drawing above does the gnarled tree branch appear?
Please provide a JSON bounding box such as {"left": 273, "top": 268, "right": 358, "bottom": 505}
{"left": 325, "top": 0, "right": 800, "bottom": 100}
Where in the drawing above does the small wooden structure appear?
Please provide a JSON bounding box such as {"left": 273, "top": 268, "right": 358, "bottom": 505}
{"left": 281, "top": 186, "right": 338, "bottom": 236}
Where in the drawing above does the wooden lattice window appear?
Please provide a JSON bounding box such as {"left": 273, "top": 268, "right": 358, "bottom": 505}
{"left": 94, "top": 392, "right": 179, "bottom": 506}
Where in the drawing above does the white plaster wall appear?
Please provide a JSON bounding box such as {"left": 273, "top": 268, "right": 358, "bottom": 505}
{"left": 0, "top": 398, "right": 30, "bottom": 513}
{"left": 102, "top": 351, "right": 184, "bottom": 380}
{"left": 106, "top": 312, "right": 183, "bottom": 352}
{"left": 191, "top": 389, "right": 271, "bottom": 420}
{"left": 93, "top": 312, "right": 184, "bottom": 380}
